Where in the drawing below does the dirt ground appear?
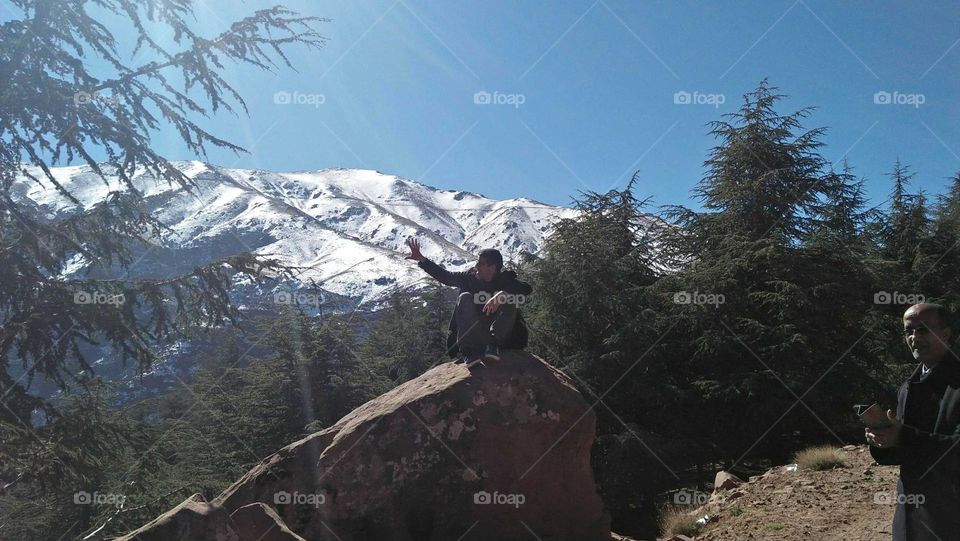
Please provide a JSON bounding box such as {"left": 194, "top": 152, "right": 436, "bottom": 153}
{"left": 612, "top": 445, "right": 901, "bottom": 541}
{"left": 695, "top": 445, "right": 898, "bottom": 541}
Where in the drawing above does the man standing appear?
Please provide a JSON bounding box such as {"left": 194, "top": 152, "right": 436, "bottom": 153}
{"left": 405, "top": 237, "right": 532, "bottom": 368}
{"left": 867, "top": 303, "right": 960, "bottom": 541}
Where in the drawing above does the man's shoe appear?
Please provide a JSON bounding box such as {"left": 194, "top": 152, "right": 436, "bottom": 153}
{"left": 483, "top": 345, "right": 500, "bottom": 361}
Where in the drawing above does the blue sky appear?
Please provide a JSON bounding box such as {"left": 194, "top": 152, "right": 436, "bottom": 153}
{"left": 20, "top": 1, "right": 960, "bottom": 209}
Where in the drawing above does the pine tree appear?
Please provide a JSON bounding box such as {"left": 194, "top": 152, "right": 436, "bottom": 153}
{"left": 878, "top": 159, "right": 930, "bottom": 283}
{"left": 673, "top": 78, "right": 825, "bottom": 247}
{"left": 805, "top": 160, "right": 880, "bottom": 324}
{"left": 922, "top": 172, "right": 960, "bottom": 303}
{"left": 524, "top": 177, "right": 665, "bottom": 431}
{"left": 0, "top": 379, "right": 140, "bottom": 541}
{"left": 358, "top": 289, "right": 450, "bottom": 384}
{"left": 0, "top": 0, "right": 325, "bottom": 489}
{"left": 937, "top": 172, "right": 960, "bottom": 224}
{"left": 657, "top": 80, "right": 839, "bottom": 460}
{"left": 73, "top": 315, "right": 389, "bottom": 540}
{"left": 803, "top": 161, "right": 892, "bottom": 432}
{"left": 266, "top": 309, "right": 391, "bottom": 432}
{"left": 809, "top": 160, "right": 875, "bottom": 247}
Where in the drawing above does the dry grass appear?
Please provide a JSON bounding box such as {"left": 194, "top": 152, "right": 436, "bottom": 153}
{"left": 659, "top": 506, "right": 700, "bottom": 538}
{"left": 794, "top": 445, "right": 846, "bottom": 471}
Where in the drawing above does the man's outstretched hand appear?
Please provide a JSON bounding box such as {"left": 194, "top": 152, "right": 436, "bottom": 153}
{"left": 405, "top": 237, "right": 425, "bottom": 262}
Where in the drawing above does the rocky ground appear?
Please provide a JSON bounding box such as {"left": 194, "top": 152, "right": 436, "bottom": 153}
{"left": 647, "top": 445, "right": 900, "bottom": 541}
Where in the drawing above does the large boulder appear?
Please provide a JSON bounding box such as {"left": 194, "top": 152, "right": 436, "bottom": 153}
{"left": 118, "top": 350, "right": 611, "bottom": 540}
{"left": 216, "top": 350, "right": 610, "bottom": 540}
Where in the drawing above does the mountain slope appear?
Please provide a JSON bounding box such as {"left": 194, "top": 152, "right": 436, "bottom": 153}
{"left": 12, "top": 161, "right": 579, "bottom": 306}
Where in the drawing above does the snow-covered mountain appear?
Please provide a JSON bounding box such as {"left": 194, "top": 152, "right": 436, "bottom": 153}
{"left": 12, "top": 161, "right": 578, "bottom": 308}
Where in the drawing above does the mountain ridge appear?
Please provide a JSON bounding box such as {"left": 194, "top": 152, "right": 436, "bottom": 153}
{"left": 12, "top": 160, "right": 579, "bottom": 305}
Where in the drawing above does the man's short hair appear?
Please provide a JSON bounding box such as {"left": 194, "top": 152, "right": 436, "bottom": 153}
{"left": 478, "top": 248, "right": 503, "bottom": 271}
{"left": 906, "top": 303, "right": 955, "bottom": 333}
{"left": 927, "top": 304, "right": 954, "bottom": 332}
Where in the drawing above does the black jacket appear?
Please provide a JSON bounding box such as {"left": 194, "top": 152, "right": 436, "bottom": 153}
{"left": 417, "top": 258, "right": 532, "bottom": 356}
{"left": 871, "top": 357, "right": 960, "bottom": 541}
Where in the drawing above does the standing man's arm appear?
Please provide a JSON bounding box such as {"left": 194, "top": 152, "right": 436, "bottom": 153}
{"left": 870, "top": 412, "right": 960, "bottom": 471}
{"left": 405, "top": 237, "right": 471, "bottom": 289}
{"left": 867, "top": 386, "right": 905, "bottom": 465}
{"left": 864, "top": 382, "right": 960, "bottom": 472}
{"left": 896, "top": 418, "right": 960, "bottom": 472}
{"left": 868, "top": 411, "right": 903, "bottom": 465}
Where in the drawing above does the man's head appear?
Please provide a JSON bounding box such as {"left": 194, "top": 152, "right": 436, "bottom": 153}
{"left": 903, "top": 303, "right": 954, "bottom": 368}
{"left": 475, "top": 248, "right": 503, "bottom": 282}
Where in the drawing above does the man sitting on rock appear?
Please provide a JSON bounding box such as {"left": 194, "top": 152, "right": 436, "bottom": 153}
{"left": 405, "top": 237, "right": 532, "bottom": 368}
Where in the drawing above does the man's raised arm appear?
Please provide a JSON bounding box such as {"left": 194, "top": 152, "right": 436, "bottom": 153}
{"left": 405, "top": 237, "right": 471, "bottom": 289}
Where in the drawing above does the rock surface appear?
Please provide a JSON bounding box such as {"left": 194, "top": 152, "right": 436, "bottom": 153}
{"left": 119, "top": 350, "right": 612, "bottom": 541}
{"left": 115, "top": 494, "right": 236, "bottom": 541}
{"left": 229, "top": 503, "right": 306, "bottom": 541}
{"left": 712, "top": 471, "right": 743, "bottom": 492}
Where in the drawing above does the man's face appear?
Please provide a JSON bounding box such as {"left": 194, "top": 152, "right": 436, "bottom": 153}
{"left": 475, "top": 257, "right": 498, "bottom": 282}
{"left": 903, "top": 309, "right": 952, "bottom": 366}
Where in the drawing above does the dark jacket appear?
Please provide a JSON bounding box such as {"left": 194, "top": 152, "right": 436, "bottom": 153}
{"left": 417, "top": 258, "right": 532, "bottom": 356}
{"left": 871, "top": 357, "right": 960, "bottom": 541}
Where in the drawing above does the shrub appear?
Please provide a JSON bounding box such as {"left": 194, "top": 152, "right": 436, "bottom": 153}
{"left": 794, "top": 445, "right": 846, "bottom": 470}
{"left": 659, "top": 506, "right": 700, "bottom": 537}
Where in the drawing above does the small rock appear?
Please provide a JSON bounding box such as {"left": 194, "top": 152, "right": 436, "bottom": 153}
{"left": 714, "top": 471, "right": 744, "bottom": 491}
